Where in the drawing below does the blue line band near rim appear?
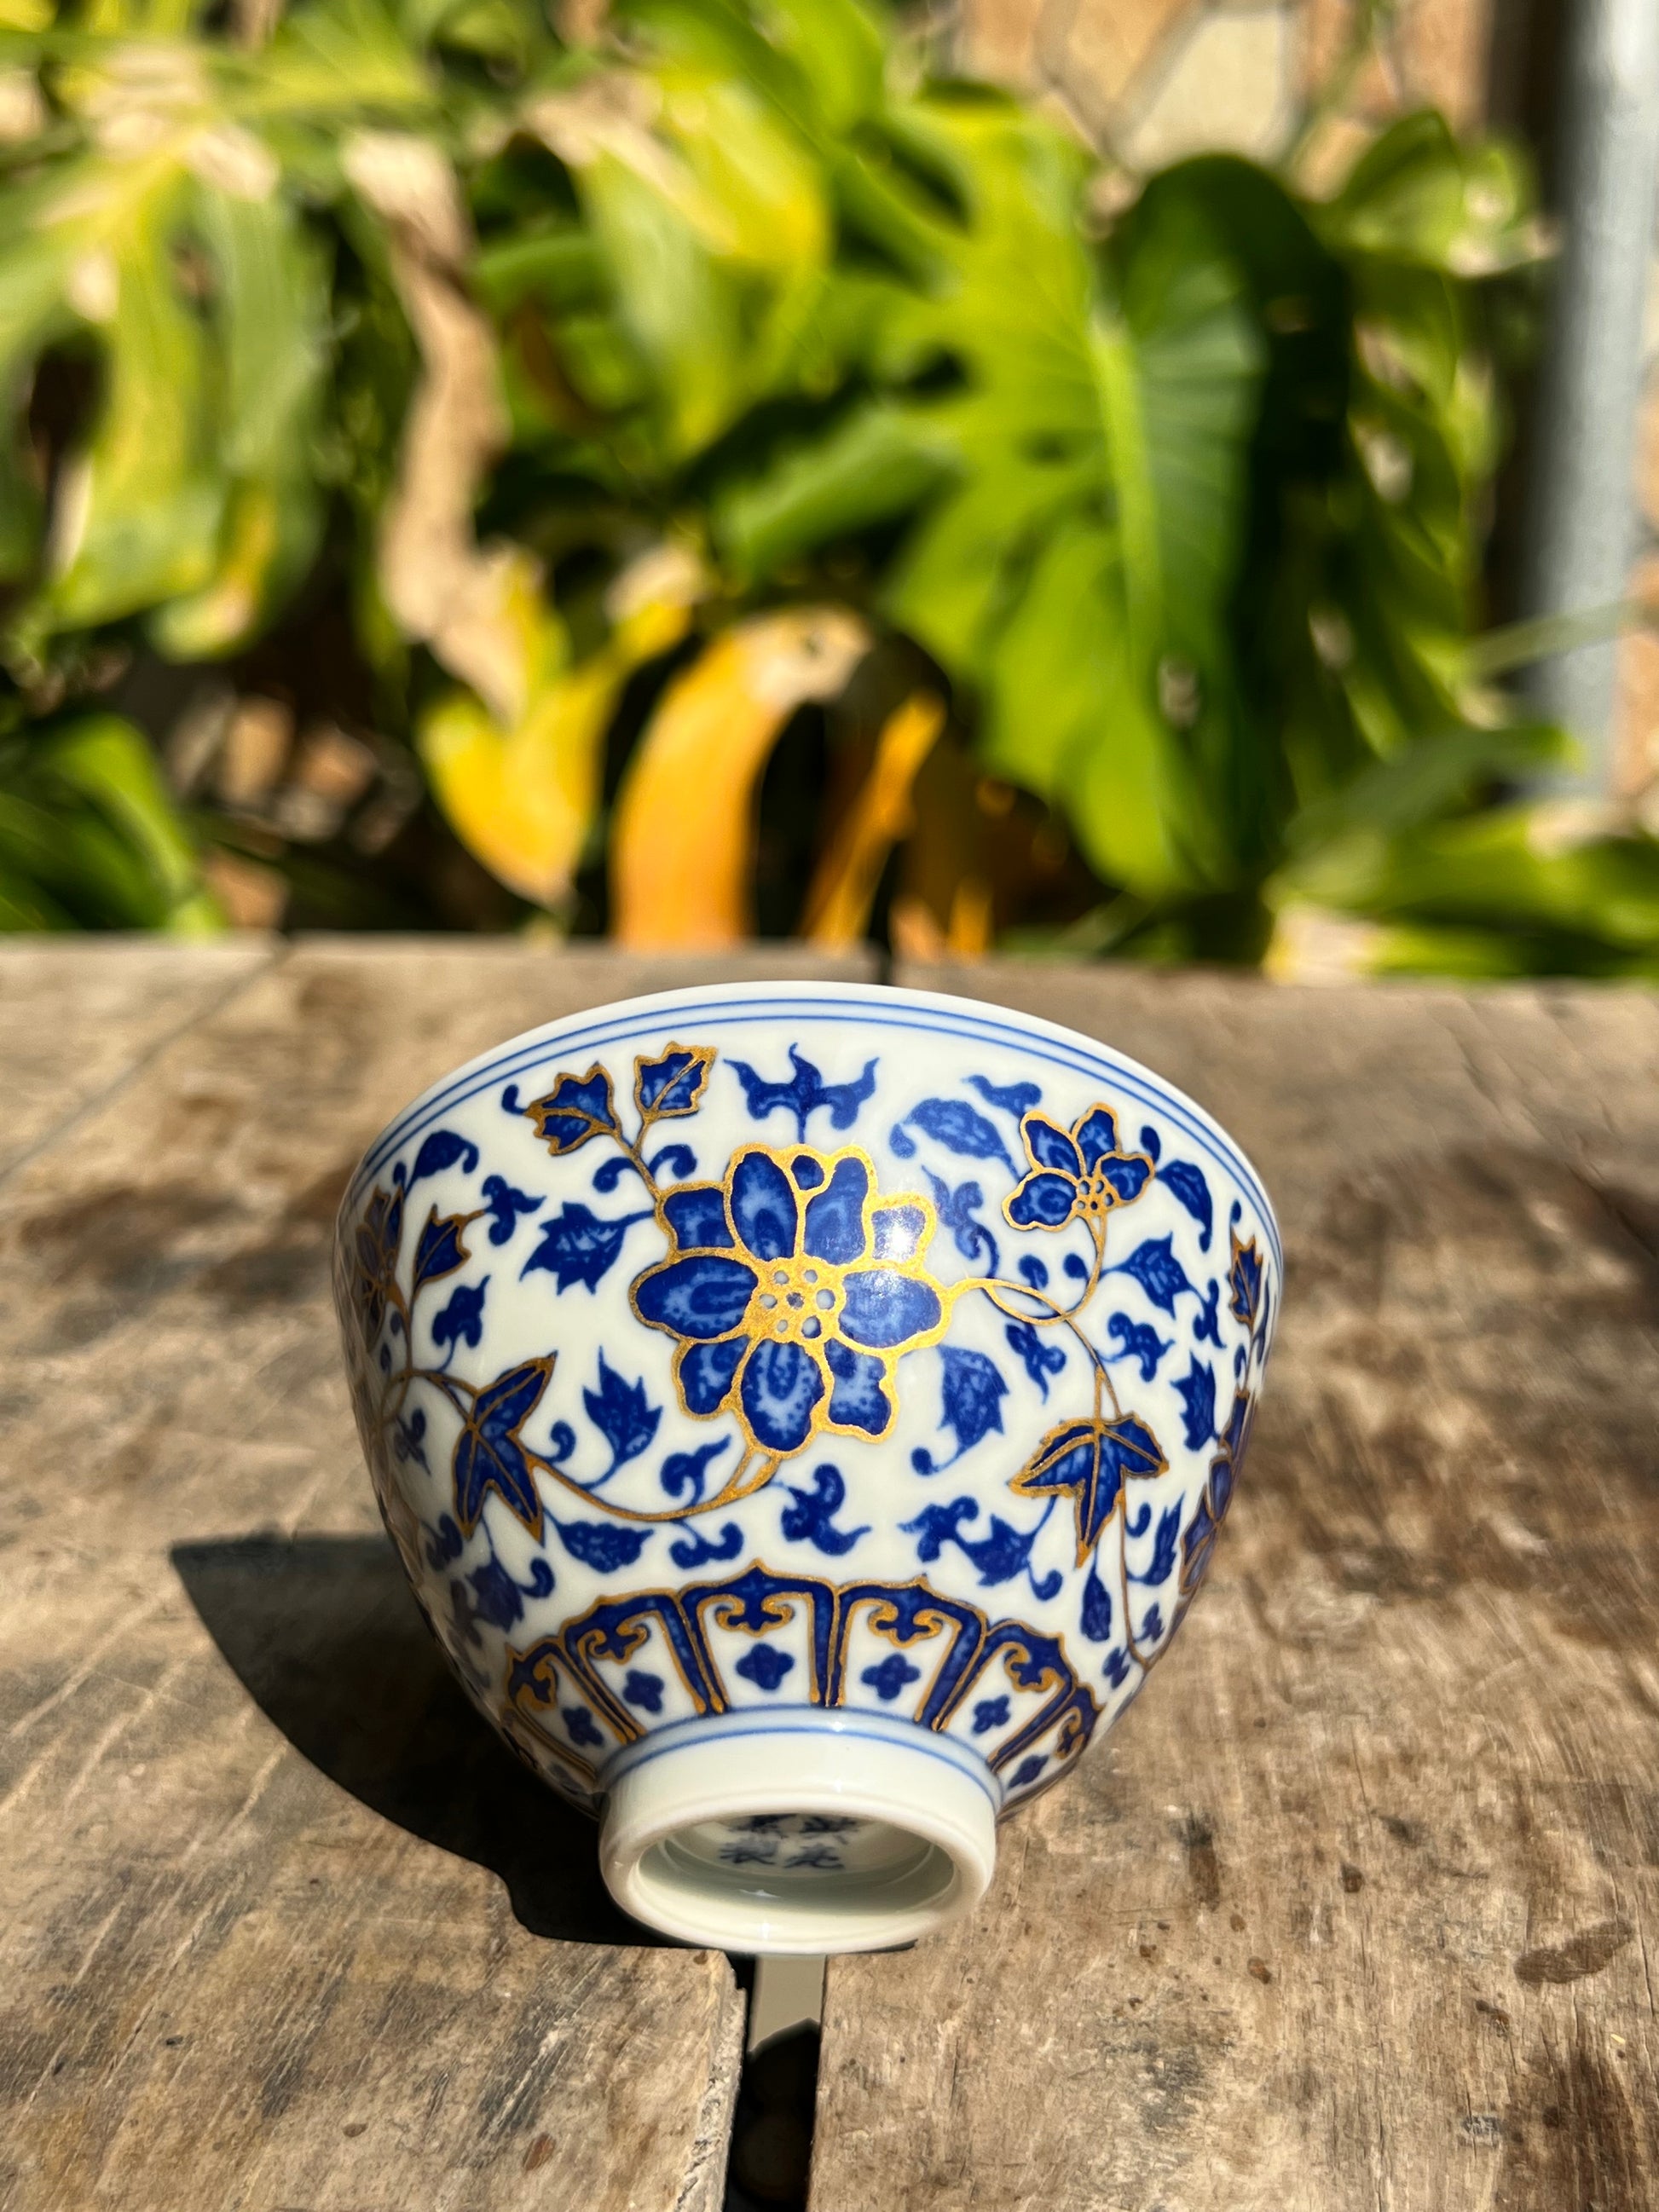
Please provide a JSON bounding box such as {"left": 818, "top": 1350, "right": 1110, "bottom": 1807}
{"left": 599, "top": 1703, "right": 1005, "bottom": 1811}
{"left": 350, "top": 990, "right": 1281, "bottom": 1268}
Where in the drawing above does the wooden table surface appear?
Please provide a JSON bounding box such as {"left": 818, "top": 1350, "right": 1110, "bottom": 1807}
{"left": 2, "top": 942, "right": 1656, "bottom": 2212}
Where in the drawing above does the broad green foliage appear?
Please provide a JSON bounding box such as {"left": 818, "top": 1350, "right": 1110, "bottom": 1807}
{"left": 0, "top": 714, "right": 219, "bottom": 927}
{"left": 1, "top": 0, "right": 1655, "bottom": 972}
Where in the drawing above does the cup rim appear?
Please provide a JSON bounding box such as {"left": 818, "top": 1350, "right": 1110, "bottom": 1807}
{"left": 345, "top": 977, "right": 1281, "bottom": 1269}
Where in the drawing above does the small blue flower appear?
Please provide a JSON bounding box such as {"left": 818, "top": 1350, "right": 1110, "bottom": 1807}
{"left": 1004, "top": 1106, "right": 1153, "bottom": 1233}
{"left": 733, "top": 1644, "right": 795, "bottom": 1693}
{"left": 563, "top": 1705, "right": 603, "bottom": 1747}
{"left": 971, "top": 1695, "right": 1010, "bottom": 1736}
{"left": 1009, "top": 1754, "right": 1047, "bottom": 1788}
{"left": 860, "top": 1653, "right": 922, "bottom": 1703}
{"left": 623, "top": 1670, "right": 664, "bottom": 1713}
{"left": 465, "top": 1555, "right": 523, "bottom": 1631}
{"left": 1179, "top": 1384, "right": 1254, "bottom": 1600}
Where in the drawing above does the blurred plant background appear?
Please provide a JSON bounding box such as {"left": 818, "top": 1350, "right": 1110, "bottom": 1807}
{"left": 3, "top": 0, "right": 1659, "bottom": 973}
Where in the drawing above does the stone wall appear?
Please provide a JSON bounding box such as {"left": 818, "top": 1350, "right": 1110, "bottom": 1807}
{"left": 953, "top": 0, "right": 1496, "bottom": 185}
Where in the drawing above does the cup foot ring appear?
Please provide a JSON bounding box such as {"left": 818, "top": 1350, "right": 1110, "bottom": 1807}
{"left": 598, "top": 1712, "right": 998, "bottom": 1955}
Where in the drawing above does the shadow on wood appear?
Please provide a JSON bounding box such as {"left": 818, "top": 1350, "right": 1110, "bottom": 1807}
{"left": 171, "top": 1532, "right": 664, "bottom": 1949}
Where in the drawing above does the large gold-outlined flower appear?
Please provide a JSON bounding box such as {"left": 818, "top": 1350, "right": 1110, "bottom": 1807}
{"left": 632, "top": 1146, "right": 948, "bottom": 1458}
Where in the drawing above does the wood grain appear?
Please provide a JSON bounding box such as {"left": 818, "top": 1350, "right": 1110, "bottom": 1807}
{"left": 0, "top": 938, "right": 278, "bottom": 1182}
{"left": 810, "top": 965, "right": 1659, "bottom": 2212}
{"left": 0, "top": 940, "right": 872, "bottom": 2212}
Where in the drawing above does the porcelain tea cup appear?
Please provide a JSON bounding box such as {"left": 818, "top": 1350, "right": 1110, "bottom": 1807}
{"left": 333, "top": 982, "right": 1278, "bottom": 1953}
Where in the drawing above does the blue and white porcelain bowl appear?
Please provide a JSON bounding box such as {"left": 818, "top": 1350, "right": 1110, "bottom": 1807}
{"left": 333, "top": 982, "right": 1279, "bottom": 1953}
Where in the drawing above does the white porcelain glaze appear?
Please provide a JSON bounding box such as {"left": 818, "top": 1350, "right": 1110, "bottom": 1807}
{"left": 333, "top": 982, "right": 1279, "bottom": 1952}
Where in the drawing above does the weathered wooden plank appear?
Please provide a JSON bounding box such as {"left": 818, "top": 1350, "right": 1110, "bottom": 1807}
{"left": 811, "top": 963, "right": 1659, "bottom": 2212}
{"left": 0, "top": 941, "right": 874, "bottom": 2212}
{"left": 0, "top": 938, "right": 279, "bottom": 1181}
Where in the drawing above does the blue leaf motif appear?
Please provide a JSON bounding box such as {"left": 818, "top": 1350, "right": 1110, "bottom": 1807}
{"left": 923, "top": 1170, "right": 998, "bottom": 1271}
{"left": 554, "top": 1518, "right": 653, "bottom": 1571}
{"left": 668, "top": 1521, "right": 745, "bottom": 1569}
{"left": 661, "top": 1437, "right": 731, "bottom": 1503}
{"left": 1004, "top": 1318, "right": 1066, "bottom": 1398}
{"left": 413, "top": 1207, "right": 474, "bottom": 1291}
{"left": 889, "top": 1123, "right": 916, "bottom": 1158}
{"left": 1173, "top": 1356, "right": 1217, "bottom": 1452}
{"left": 394, "top": 1408, "right": 430, "bottom": 1472}
{"left": 583, "top": 1354, "right": 662, "bottom": 1474}
{"left": 780, "top": 1464, "right": 870, "bottom": 1556}
{"left": 1102, "top": 1649, "right": 1133, "bottom": 1689}
{"left": 966, "top": 1074, "right": 1042, "bottom": 1117}
{"left": 424, "top": 1510, "right": 463, "bottom": 1568}
{"left": 1129, "top": 1502, "right": 1182, "bottom": 1587}
{"left": 939, "top": 1348, "right": 1008, "bottom": 1455}
{"left": 900, "top": 1496, "right": 1056, "bottom": 1592}
{"left": 730, "top": 1047, "right": 877, "bottom": 1140}
{"left": 1113, "top": 1236, "right": 1194, "bottom": 1315}
{"left": 409, "top": 1129, "right": 479, "bottom": 1187}
{"left": 646, "top": 1143, "right": 697, "bottom": 1181}
{"left": 1018, "top": 1255, "right": 1049, "bottom": 1291}
{"left": 481, "top": 1174, "right": 542, "bottom": 1245}
{"left": 432, "top": 1277, "right": 488, "bottom": 1352}
{"left": 1081, "top": 1564, "right": 1113, "bottom": 1641}
{"left": 522, "top": 1203, "right": 650, "bottom": 1293}
{"left": 1105, "top": 1311, "right": 1171, "bottom": 1382}
{"left": 1193, "top": 1279, "right": 1223, "bottom": 1346}
{"left": 523, "top": 1066, "right": 617, "bottom": 1156}
{"left": 452, "top": 1357, "right": 555, "bottom": 1534}
{"left": 1159, "top": 1159, "right": 1214, "bottom": 1250}
{"left": 1012, "top": 1412, "right": 1167, "bottom": 1557}
{"left": 1229, "top": 1234, "right": 1265, "bottom": 1330}
{"left": 635, "top": 1044, "right": 714, "bottom": 1119}
{"left": 467, "top": 1555, "right": 525, "bottom": 1631}
{"left": 900, "top": 1098, "right": 1014, "bottom": 1172}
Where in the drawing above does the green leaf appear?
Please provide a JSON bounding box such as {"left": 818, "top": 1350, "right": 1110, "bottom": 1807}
{"left": 1324, "top": 113, "right": 1542, "bottom": 279}
{"left": 42, "top": 179, "right": 224, "bottom": 634}
{"left": 0, "top": 718, "right": 217, "bottom": 931}
{"left": 152, "top": 184, "right": 330, "bottom": 658}
{"left": 717, "top": 401, "right": 960, "bottom": 577}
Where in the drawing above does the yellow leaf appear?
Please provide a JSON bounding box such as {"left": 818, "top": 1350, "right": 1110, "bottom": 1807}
{"left": 610, "top": 606, "right": 870, "bottom": 948}
{"left": 801, "top": 692, "right": 944, "bottom": 948}
{"left": 419, "top": 546, "right": 704, "bottom": 910}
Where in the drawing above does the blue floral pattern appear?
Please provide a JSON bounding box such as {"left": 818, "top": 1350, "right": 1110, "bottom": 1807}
{"left": 335, "top": 1000, "right": 1278, "bottom": 1822}
{"left": 1004, "top": 1105, "right": 1155, "bottom": 1232}
{"left": 633, "top": 1146, "right": 945, "bottom": 1458}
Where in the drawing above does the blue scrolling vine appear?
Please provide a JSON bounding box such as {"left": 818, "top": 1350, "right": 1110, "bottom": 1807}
{"left": 349, "top": 1037, "right": 1267, "bottom": 1691}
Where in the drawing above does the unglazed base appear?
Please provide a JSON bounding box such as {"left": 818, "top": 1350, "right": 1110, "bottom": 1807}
{"left": 598, "top": 1712, "right": 997, "bottom": 1953}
